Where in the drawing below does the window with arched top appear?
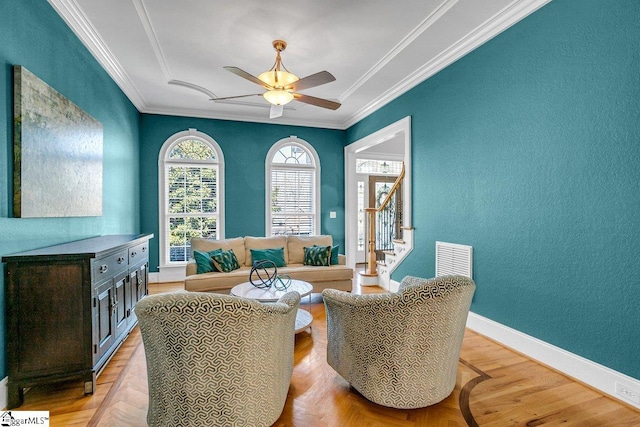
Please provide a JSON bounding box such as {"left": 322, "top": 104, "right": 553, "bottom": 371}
{"left": 266, "top": 137, "right": 320, "bottom": 236}
{"left": 158, "top": 129, "right": 224, "bottom": 267}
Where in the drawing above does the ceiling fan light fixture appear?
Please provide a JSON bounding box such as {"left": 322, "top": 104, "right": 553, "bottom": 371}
{"left": 221, "top": 39, "right": 341, "bottom": 115}
{"left": 263, "top": 89, "right": 294, "bottom": 106}
{"left": 258, "top": 70, "right": 299, "bottom": 89}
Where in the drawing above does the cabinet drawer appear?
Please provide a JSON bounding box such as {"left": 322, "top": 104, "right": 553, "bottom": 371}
{"left": 128, "top": 242, "right": 148, "bottom": 264}
{"left": 93, "top": 250, "right": 128, "bottom": 279}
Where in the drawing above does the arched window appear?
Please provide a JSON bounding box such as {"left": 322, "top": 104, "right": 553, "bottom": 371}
{"left": 266, "top": 137, "right": 320, "bottom": 236}
{"left": 158, "top": 129, "right": 224, "bottom": 267}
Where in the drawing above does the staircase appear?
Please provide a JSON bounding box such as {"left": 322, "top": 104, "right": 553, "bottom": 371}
{"left": 376, "top": 228, "right": 414, "bottom": 292}
{"left": 359, "top": 163, "right": 413, "bottom": 291}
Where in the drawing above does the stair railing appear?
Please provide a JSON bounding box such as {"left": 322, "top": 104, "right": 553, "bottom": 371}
{"left": 363, "top": 162, "right": 405, "bottom": 276}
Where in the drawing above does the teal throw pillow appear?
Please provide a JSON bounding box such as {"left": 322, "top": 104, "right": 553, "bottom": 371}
{"left": 251, "top": 247, "right": 286, "bottom": 267}
{"left": 330, "top": 244, "right": 339, "bottom": 265}
{"left": 193, "top": 249, "right": 223, "bottom": 274}
{"left": 210, "top": 249, "right": 241, "bottom": 273}
{"left": 314, "top": 244, "right": 339, "bottom": 265}
{"left": 303, "top": 245, "right": 331, "bottom": 266}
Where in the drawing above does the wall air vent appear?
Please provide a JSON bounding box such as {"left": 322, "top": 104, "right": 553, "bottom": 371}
{"left": 435, "top": 241, "right": 473, "bottom": 278}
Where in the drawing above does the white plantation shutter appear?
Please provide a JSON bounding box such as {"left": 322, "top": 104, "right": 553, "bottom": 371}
{"left": 270, "top": 168, "right": 314, "bottom": 235}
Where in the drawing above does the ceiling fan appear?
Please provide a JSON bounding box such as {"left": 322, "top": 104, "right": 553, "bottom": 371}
{"left": 213, "top": 40, "right": 341, "bottom": 119}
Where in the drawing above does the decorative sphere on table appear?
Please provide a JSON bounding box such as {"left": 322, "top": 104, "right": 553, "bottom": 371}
{"left": 249, "top": 260, "right": 292, "bottom": 290}
{"left": 250, "top": 260, "right": 278, "bottom": 289}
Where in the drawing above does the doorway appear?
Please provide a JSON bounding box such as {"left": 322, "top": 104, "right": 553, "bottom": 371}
{"left": 345, "top": 117, "right": 412, "bottom": 268}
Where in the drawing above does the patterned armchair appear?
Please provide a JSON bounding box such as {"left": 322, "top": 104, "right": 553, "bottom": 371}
{"left": 135, "top": 291, "right": 300, "bottom": 427}
{"left": 322, "top": 275, "right": 475, "bottom": 409}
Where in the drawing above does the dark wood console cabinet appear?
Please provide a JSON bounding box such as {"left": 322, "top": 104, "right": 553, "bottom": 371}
{"left": 2, "top": 234, "right": 153, "bottom": 408}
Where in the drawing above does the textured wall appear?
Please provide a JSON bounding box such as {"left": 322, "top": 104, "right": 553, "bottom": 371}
{"left": 0, "top": 1, "right": 141, "bottom": 377}
{"left": 139, "top": 114, "right": 346, "bottom": 271}
{"left": 347, "top": 0, "right": 640, "bottom": 379}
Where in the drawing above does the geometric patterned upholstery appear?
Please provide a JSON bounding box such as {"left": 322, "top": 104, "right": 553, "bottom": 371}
{"left": 322, "top": 275, "right": 475, "bottom": 409}
{"left": 134, "top": 291, "right": 300, "bottom": 427}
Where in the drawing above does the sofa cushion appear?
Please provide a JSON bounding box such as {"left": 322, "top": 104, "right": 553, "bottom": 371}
{"left": 193, "top": 249, "right": 222, "bottom": 274}
{"left": 250, "top": 247, "right": 286, "bottom": 267}
{"left": 279, "top": 265, "right": 354, "bottom": 282}
{"left": 244, "top": 236, "right": 288, "bottom": 266}
{"left": 191, "top": 237, "right": 246, "bottom": 266}
{"left": 303, "top": 245, "right": 331, "bottom": 266}
{"left": 287, "top": 235, "right": 333, "bottom": 264}
{"left": 186, "top": 267, "right": 251, "bottom": 292}
{"left": 211, "top": 249, "right": 241, "bottom": 273}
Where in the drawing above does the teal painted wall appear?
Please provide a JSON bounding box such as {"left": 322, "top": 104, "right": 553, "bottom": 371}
{"left": 140, "top": 114, "right": 346, "bottom": 271}
{"left": 2, "top": 0, "right": 637, "bottom": 395}
{"left": 0, "top": 1, "right": 141, "bottom": 378}
{"left": 347, "top": 0, "right": 640, "bottom": 379}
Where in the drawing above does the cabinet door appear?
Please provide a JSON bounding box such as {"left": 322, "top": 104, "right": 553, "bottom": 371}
{"left": 127, "top": 269, "right": 137, "bottom": 326}
{"left": 114, "top": 272, "right": 129, "bottom": 340}
{"left": 135, "top": 263, "right": 148, "bottom": 303}
{"left": 127, "top": 263, "right": 148, "bottom": 326}
{"left": 10, "top": 262, "right": 86, "bottom": 376}
{"left": 95, "top": 280, "right": 115, "bottom": 361}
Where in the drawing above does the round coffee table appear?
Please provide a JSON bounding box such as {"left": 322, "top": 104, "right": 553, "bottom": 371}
{"left": 230, "top": 279, "right": 313, "bottom": 333}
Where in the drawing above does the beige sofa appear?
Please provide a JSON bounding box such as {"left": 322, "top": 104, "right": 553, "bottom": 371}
{"left": 185, "top": 235, "right": 353, "bottom": 294}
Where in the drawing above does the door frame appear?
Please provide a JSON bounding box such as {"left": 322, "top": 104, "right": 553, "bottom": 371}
{"left": 344, "top": 116, "right": 412, "bottom": 268}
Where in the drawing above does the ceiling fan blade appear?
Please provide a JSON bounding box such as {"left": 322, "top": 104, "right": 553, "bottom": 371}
{"left": 224, "top": 66, "right": 271, "bottom": 89}
{"left": 286, "top": 71, "right": 336, "bottom": 92}
{"left": 210, "top": 93, "right": 262, "bottom": 101}
{"left": 168, "top": 79, "right": 217, "bottom": 99}
{"left": 293, "top": 93, "right": 341, "bottom": 110}
{"left": 270, "top": 104, "right": 284, "bottom": 119}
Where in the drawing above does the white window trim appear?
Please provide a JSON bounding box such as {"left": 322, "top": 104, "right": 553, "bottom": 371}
{"left": 158, "top": 128, "right": 225, "bottom": 270}
{"left": 265, "top": 136, "right": 321, "bottom": 236}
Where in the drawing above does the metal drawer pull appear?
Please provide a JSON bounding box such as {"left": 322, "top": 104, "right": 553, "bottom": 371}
{"left": 99, "top": 264, "right": 108, "bottom": 274}
{"left": 118, "top": 257, "right": 125, "bottom": 264}
{"left": 131, "top": 251, "right": 137, "bottom": 258}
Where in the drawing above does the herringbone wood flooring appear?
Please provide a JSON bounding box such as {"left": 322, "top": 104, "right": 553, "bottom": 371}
{"left": 15, "top": 281, "right": 640, "bottom": 426}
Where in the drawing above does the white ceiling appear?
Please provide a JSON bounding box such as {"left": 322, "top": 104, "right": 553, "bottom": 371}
{"left": 48, "top": 0, "right": 550, "bottom": 130}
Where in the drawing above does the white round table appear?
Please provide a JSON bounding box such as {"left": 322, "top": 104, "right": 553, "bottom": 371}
{"left": 230, "top": 279, "right": 313, "bottom": 333}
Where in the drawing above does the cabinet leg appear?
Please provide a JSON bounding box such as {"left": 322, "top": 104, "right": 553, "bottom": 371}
{"left": 7, "top": 381, "right": 24, "bottom": 409}
{"left": 84, "top": 372, "right": 96, "bottom": 395}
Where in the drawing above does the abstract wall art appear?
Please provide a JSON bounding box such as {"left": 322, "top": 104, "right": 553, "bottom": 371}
{"left": 13, "top": 65, "right": 103, "bottom": 217}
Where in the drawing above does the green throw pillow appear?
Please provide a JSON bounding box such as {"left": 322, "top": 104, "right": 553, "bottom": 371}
{"left": 210, "top": 249, "right": 241, "bottom": 273}
{"left": 303, "top": 245, "right": 331, "bottom": 266}
{"left": 314, "top": 244, "right": 339, "bottom": 265}
{"left": 193, "top": 249, "right": 223, "bottom": 274}
{"left": 251, "top": 247, "right": 286, "bottom": 267}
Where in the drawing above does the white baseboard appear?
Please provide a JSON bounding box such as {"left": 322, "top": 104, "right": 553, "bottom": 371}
{"left": 466, "top": 312, "right": 640, "bottom": 410}
{"left": 1, "top": 376, "right": 6, "bottom": 410}
{"left": 389, "top": 279, "right": 400, "bottom": 293}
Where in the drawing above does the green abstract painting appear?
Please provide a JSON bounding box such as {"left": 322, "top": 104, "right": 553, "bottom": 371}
{"left": 13, "top": 65, "right": 103, "bottom": 217}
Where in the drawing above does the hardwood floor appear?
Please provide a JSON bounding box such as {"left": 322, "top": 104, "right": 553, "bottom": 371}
{"left": 15, "top": 280, "right": 640, "bottom": 426}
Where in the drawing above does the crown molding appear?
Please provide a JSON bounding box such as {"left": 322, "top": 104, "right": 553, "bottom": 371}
{"left": 47, "top": 0, "right": 148, "bottom": 110}
{"left": 341, "top": 0, "right": 553, "bottom": 129}
{"left": 132, "top": 0, "right": 173, "bottom": 81}
{"left": 49, "top": 0, "right": 552, "bottom": 131}
{"left": 140, "top": 105, "right": 344, "bottom": 130}
{"left": 340, "top": 0, "right": 458, "bottom": 102}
